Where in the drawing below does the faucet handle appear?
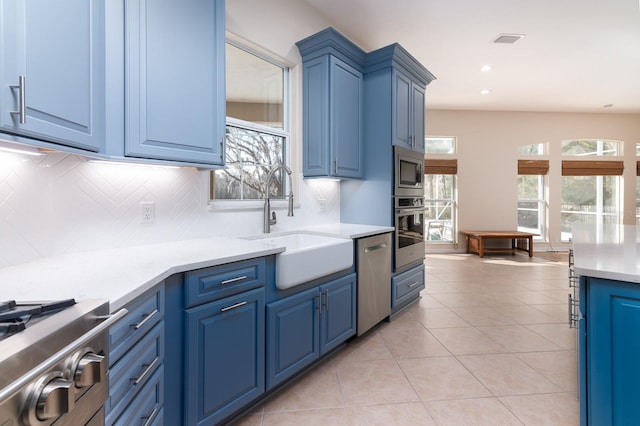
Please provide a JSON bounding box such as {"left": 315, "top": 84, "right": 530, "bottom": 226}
{"left": 270, "top": 211, "right": 277, "bottom": 226}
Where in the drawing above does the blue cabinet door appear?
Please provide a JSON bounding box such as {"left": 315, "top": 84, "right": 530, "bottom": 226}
{"left": 587, "top": 277, "right": 640, "bottom": 425}
{"left": 125, "top": 0, "right": 225, "bottom": 165}
{"left": 392, "top": 69, "right": 425, "bottom": 152}
{"left": 330, "top": 58, "right": 363, "bottom": 178}
{"left": 266, "top": 287, "right": 320, "bottom": 390}
{"left": 184, "top": 288, "right": 265, "bottom": 426}
{"left": 302, "top": 56, "right": 330, "bottom": 177}
{"left": 0, "top": 0, "right": 104, "bottom": 151}
{"left": 392, "top": 70, "right": 412, "bottom": 150}
{"left": 300, "top": 50, "right": 363, "bottom": 178}
{"left": 320, "top": 273, "right": 356, "bottom": 355}
{"left": 412, "top": 83, "right": 426, "bottom": 153}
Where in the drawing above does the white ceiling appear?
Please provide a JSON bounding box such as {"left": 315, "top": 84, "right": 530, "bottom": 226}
{"left": 301, "top": 0, "right": 640, "bottom": 114}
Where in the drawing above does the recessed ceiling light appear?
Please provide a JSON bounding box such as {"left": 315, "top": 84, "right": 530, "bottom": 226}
{"left": 481, "top": 65, "right": 492, "bottom": 72}
{"left": 480, "top": 89, "right": 491, "bottom": 95}
{"left": 603, "top": 104, "right": 614, "bottom": 108}
{"left": 493, "top": 33, "right": 525, "bottom": 44}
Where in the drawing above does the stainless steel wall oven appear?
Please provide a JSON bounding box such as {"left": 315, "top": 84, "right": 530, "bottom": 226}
{"left": 394, "top": 196, "right": 425, "bottom": 270}
{"left": 0, "top": 299, "right": 126, "bottom": 425}
{"left": 393, "top": 146, "right": 426, "bottom": 271}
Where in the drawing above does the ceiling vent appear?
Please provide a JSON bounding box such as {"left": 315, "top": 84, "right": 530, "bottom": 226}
{"left": 493, "top": 33, "right": 525, "bottom": 44}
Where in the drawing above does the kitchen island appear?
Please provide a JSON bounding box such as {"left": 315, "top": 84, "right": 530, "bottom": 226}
{"left": 572, "top": 225, "right": 640, "bottom": 426}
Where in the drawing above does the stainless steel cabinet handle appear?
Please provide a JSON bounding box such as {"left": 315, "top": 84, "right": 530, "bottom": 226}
{"left": 324, "top": 289, "right": 329, "bottom": 312}
{"left": 365, "top": 243, "right": 388, "bottom": 253}
{"left": 220, "top": 275, "right": 247, "bottom": 286}
{"left": 132, "top": 357, "right": 159, "bottom": 386}
{"left": 131, "top": 308, "right": 159, "bottom": 330}
{"left": 141, "top": 406, "right": 159, "bottom": 426}
{"left": 568, "top": 294, "right": 579, "bottom": 329}
{"left": 408, "top": 281, "right": 420, "bottom": 289}
{"left": 10, "top": 75, "right": 26, "bottom": 124}
{"left": 220, "top": 301, "right": 247, "bottom": 313}
{"left": 333, "top": 159, "right": 337, "bottom": 174}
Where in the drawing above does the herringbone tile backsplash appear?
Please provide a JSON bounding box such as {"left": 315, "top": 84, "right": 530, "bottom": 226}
{"left": 0, "top": 151, "right": 339, "bottom": 268}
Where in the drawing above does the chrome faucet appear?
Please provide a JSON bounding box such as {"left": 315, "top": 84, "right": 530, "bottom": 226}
{"left": 263, "top": 165, "right": 294, "bottom": 233}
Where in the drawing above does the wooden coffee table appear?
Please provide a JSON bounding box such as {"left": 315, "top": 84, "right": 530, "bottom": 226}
{"left": 459, "top": 230, "right": 537, "bottom": 258}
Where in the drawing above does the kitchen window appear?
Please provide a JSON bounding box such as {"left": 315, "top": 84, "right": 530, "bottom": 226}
{"left": 210, "top": 40, "right": 290, "bottom": 203}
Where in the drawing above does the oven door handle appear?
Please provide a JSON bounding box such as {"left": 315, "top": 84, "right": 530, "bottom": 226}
{"left": 0, "top": 308, "right": 128, "bottom": 404}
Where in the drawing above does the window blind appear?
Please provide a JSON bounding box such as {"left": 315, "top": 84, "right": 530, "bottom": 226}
{"left": 518, "top": 160, "right": 549, "bottom": 175}
{"left": 562, "top": 160, "right": 624, "bottom": 176}
{"left": 424, "top": 159, "right": 457, "bottom": 175}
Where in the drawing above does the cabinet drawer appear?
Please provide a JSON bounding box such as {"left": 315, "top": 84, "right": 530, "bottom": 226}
{"left": 106, "top": 321, "right": 164, "bottom": 423}
{"left": 110, "top": 366, "right": 164, "bottom": 426}
{"left": 110, "top": 285, "right": 164, "bottom": 364}
{"left": 392, "top": 264, "right": 425, "bottom": 308}
{"left": 185, "top": 257, "right": 266, "bottom": 308}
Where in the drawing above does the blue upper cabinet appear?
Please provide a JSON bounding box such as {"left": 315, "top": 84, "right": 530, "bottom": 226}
{"left": 366, "top": 44, "right": 435, "bottom": 153}
{"left": 124, "top": 0, "right": 225, "bottom": 165}
{"left": 297, "top": 28, "right": 365, "bottom": 179}
{"left": 0, "top": 0, "right": 105, "bottom": 152}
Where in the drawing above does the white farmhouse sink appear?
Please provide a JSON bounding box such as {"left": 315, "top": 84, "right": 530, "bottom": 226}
{"left": 249, "top": 233, "right": 353, "bottom": 290}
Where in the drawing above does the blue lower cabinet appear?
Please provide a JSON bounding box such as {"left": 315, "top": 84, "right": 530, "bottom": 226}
{"left": 266, "top": 287, "right": 320, "bottom": 390}
{"left": 267, "top": 273, "right": 356, "bottom": 390}
{"left": 184, "top": 287, "right": 265, "bottom": 426}
{"left": 583, "top": 277, "right": 640, "bottom": 425}
{"left": 320, "top": 274, "right": 357, "bottom": 355}
{"left": 111, "top": 366, "right": 164, "bottom": 426}
{"left": 392, "top": 263, "right": 425, "bottom": 313}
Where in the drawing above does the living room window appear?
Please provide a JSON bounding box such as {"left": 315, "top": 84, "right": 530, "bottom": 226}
{"left": 560, "top": 139, "right": 623, "bottom": 241}
{"left": 517, "top": 160, "right": 548, "bottom": 240}
{"left": 425, "top": 137, "right": 457, "bottom": 244}
{"left": 210, "top": 41, "right": 290, "bottom": 203}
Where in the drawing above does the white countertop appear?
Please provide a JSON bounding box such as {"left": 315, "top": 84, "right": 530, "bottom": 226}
{"left": 0, "top": 223, "right": 392, "bottom": 310}
{"left": 572, "top": 224, "right": 640, "bottom": 283}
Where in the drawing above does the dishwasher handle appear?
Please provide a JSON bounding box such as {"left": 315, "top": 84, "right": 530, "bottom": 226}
{"left": 364, "top": 243, "right": 388, "bottom": 254}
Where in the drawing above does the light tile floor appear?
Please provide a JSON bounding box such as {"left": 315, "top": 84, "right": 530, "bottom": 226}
{"left": 236, "top": 253, "right": 579, "bottom": 425}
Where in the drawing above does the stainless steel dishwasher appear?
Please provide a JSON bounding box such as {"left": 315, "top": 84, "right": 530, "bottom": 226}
{"left": 357, "top": 232, "right": 392, "bottom": 335}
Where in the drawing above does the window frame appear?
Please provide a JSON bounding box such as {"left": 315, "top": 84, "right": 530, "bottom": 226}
{"left": 424, "top": 136, "right": 458, "bottom": 245}
{"left": 209, "top": 37, "right": 293, "bottom": 210}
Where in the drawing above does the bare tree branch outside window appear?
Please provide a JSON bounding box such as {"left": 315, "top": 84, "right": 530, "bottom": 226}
{"left": 212, "top": 125, "right": 286, "bottom": 200}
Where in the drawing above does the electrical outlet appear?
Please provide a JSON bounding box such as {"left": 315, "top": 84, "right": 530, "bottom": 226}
{"left": 140, "top": 201, "right": 155, "bottom": 223}
{"left": 318, "top": 198, "right": 326, "bottom": 213}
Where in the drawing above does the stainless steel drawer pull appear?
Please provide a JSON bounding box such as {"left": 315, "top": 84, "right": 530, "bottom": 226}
{"left": 221, "top": 275, "right": 248, "bottom": 285}
{"left": 365, "top": 243, "right": 388, "bottom": 253}
{"left": 141, "top": 406, "right": 159, "bottom": 426}
{"left": 10, "top": 75, "right": 26, "bottom": 124}
{"left": 408, "top": 281, "right": 421, "bottom": 289}
{"left": 131, "top": 308, "right": 159, "bottom": 330}
{"left": 220, "top": 301, "right": 247, "bottom": 313}
{"left": 132, "top": 357, "right": 159, "bottom": 386}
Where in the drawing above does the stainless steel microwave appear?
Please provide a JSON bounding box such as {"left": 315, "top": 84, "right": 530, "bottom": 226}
{"left": 394, "top": 146, "right": 424, "bottom": 197}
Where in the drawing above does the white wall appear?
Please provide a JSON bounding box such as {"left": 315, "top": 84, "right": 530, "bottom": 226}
{"left": 0, "top": 3, "right": 342, "bottom": 268}
{"left": 426, "top": 109, "right": 640, "bottom": 249}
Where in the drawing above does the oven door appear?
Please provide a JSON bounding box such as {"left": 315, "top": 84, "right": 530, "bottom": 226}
{"left": 395, "top": 207, "right": 426, "bottom": 270}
